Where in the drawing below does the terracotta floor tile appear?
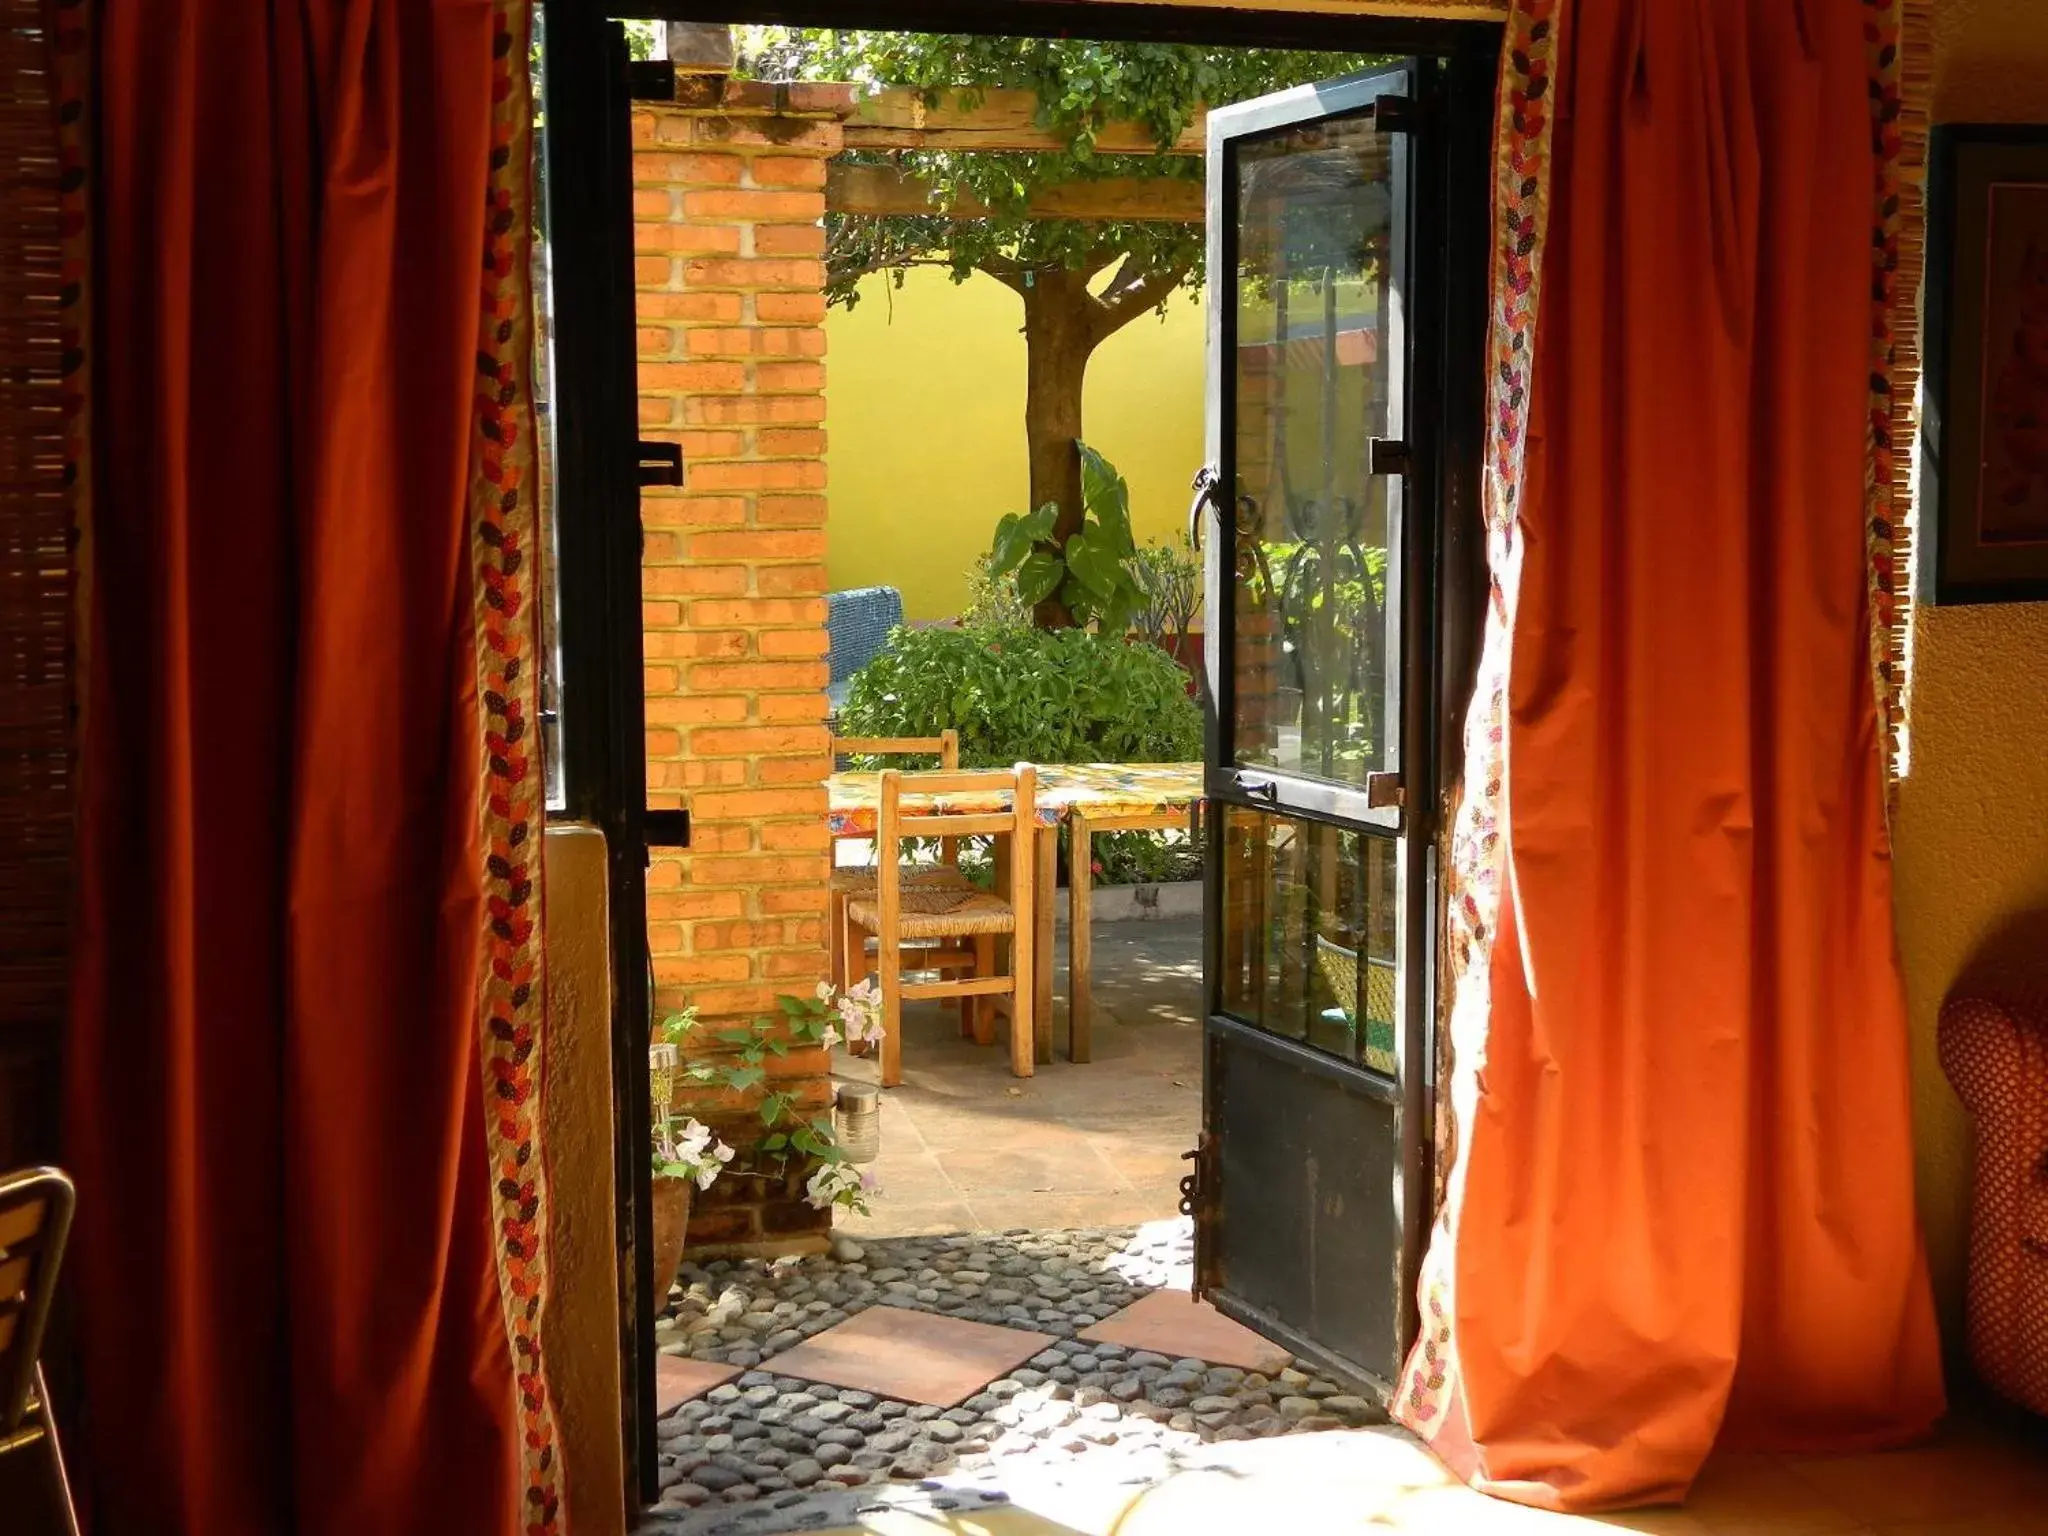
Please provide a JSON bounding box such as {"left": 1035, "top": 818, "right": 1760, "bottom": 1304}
{"left": 1783, "top": 1444, "right": 2036, "bottom": 1528}
{"left": 652, "top": 1354, "right": 738, "bottom": 1417}
{"left": 966, "top": 1190, "right": 1183, "bottom": 1232}
{"left": 1080, "top": 1286, "right": 1291, "bottom": 1374}
{"left": 837, "top": 1198, "right": 978, "bottom": 1239}
{"left": 940, "top": 1140, "right": 1126, "bottom": 1196}
{"left": 764, "top": 1303, "right": 1054, "bottom": 1407}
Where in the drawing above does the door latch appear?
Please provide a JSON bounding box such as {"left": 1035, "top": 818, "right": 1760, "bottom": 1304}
{"left": 1369, "top": 94, "right": 1416, "bottom": 134}
{"left": 1180, "top": 1136, "right": 1220, "bottom": 1300}
{"left": 1365, "top": 772, "right": 1405, "bottom": 811}
{"left": 637, "top": 440, "right": 684, "bottom": 488}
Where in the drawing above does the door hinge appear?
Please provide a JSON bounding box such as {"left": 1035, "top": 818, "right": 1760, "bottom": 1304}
{"left": 637, "top": 440, "right": 684, "bottom": 489}
{"left": 645, "top": 808, "right": 691, "bottom": 861}
{"left": 1368, "top": 437, "right": 1413, "bottom": 477}
{"left": 1365, "top": 772, "right": 1405, "bottom": 811}
{"left": 1180, "top": 1135, "right": 1221, "bottom": 1301}
{"left": 1370, "top": 94, "right": 1416, "bottom": 134}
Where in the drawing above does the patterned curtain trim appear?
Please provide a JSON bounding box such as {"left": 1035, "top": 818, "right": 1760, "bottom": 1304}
{"left": 1394, "top": 0, "right": 1561, "bottom": 1440}
{"left": 471, "top": 3, "right": 564, "bottom": 1530}
{"left": 1880, "top": 0, "right": 1933, "bottom": 795}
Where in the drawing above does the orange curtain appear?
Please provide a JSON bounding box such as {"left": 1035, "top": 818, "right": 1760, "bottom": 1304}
{"left": 62, "top": 3, "right": 557, "bottom": 1533}
{"left": 1396, "top": 0, "right": 1943, "bottom": 1510}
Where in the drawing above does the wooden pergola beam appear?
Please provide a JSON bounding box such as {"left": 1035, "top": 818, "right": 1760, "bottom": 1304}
{"left": 842, "top": 87, "right": 1206, "bottom": 154}
{"left": 825, "top": 162, "right": 1203, "bottom": 222}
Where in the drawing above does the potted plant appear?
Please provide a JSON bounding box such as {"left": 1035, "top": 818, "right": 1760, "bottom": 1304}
{"left": 648, "top": 981, "right": 885, "bottom": 1296}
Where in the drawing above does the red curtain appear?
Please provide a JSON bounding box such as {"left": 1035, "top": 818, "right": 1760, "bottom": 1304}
{"left": 63, "top": 4, "right": 551, "bottom": 1532}
{"left": 1397, "top": 0, "right": 1944, "bottom": 1510}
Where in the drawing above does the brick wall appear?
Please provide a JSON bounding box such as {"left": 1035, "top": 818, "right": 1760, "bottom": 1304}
{"left": 634, "top": 80, "right": 853, "bottom": 1252}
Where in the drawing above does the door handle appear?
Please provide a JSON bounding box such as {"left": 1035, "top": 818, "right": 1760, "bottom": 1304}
{"left": 1187, "top": 465, "right": 1221, "bottom": 552}
{"left": 637, "top": 440, "right": 684, "bottom": 488}
{"left": 1368, "top": 438, "right": 1412, "bottom": 477}
{"left": 1233, "top": 772, "right": 1280, "bottom": 803}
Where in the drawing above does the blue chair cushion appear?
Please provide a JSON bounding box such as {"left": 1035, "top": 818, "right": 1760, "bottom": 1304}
{"left": 825, "top": 586, "right": 904, "bottom": 687}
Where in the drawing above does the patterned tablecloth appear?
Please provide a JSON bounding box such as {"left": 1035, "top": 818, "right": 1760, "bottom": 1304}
{"left": 826, "top": 762, "right": 1203, "bottom": 837}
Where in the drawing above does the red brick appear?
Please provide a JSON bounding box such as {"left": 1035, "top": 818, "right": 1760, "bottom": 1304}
{"left": 638, "top": 396, "right": 677, "bottom": 426}
{"left": 631, "top": 111, "right": 658, "bottom": 145}
{"left": 663, "top": 954, "right": 753, "bottom": 984}
{"left": 632, "top": 187, "right": 673, "bottom": 218}
{"left": 757, "top": 692, "right": 829, "bottom": 724}
{"left": 756, "top": 565, "right": 828, "bottom": 597}
{"left": 687, "top": 855, "right": 830, "bottom": 887}
{"left": 759, "top": 822, "right": 830, "bottom": 853}
{"left": 637, "top": 325, "right": 676, "bottom": 357}
{"left": 643, "top": 601, "right": 682, "bottom": 628}
{"left": 644, "top": 494, "right": 747, "bottom": 531}
{"left": 682, "top": 258, "right": 826, "bottom": 291}
{"left": 757, "top": 494, "right": 828, "bottom": 527}
{"left": 688, "top": 788, "right": 826, "bottom": 820}
{"left": 688, "top": 720, "right": 828, "bottom": 752}
{"left": 646, "top": 727, "right": 683, "bottom": 757}
{"left": 634, "top": 150, "right": 744, "bottom": 186}
{"left": 635, "top": 254, "right": 673, "bottom": 286}
{"left": 644, "top": 630, "right": 748, "bottom": 660}
{"left": 756, "top": 754, "right": 831, "bottom": 785}
{"left": 755, "top": 224, "right": 827, "bottom": 258}
{"left": 643, "top": 564, "right": 747, "bottom": 596}
{"left": 782, "top": 82, "right": 857, "bottom": 115}
{"left": 684, "top": 394, "right": 823, "bottom": 426}
{"left": 636, "top": 221, "right": 743, "bottom": 255}
{"left": 757, "top": 361, "right": 826, "bottom": 393}
{"left": 760, "top": 888, "right": 830, "bottom": 918}
{"left": 750, "top": 156, "right": 828, "bottom": 189}
{"left": 690, "top": 529, "right": 826, "bottom": 560}
{"left": 678, "top": 429, "right": 747, "bottom": 459}
{"left": 675, "top": 117, "right": 841, "bottom": 154}
{"left": 646, "top": 693, "right": 748, "bottom": 725}
{"left": 672, "top": 760, "right": 749, "bottom": 789}
{"left": 758, "top": 428, "right": 826, "bottom": 456}
{"left": 683, "top": 461, "right": 827, "bottom": 494}
{"left": 646, "top": 889, "right": 746, "bottom": 922}
{"left": 638, "top": 290, "right": 744, "bottom": 323}
{"left": 759, "top": 629, "right": 829, "bottom": 660}
{"left": 687, "top": 598, "right": 825, "bottom": 627}
{"left": 684, "top": 189, "right": 824, "bottom": 221}
{"left": 644, "top": 663, "right": 679, "bottom": 693}
{"left": 753, "top": 291, "right": 828, "bottom": 324}
{"left": 640, "top": 360, "right": 746, "bottom": 393}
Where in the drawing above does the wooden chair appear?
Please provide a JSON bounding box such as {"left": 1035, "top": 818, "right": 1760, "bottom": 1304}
{"left": 828, "top": 731, "right": 966, "bottom": 994}
{"left": 843, "top": 766, "right": 1037, "bottom": 1087}
{"left": 0, "top": 1167, "right": 80, "bottom": 1536}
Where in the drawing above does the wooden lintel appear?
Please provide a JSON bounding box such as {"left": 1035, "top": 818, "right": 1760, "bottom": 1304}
{"left": 825, "top": 162, "right": 1203, "bottom": 222}
{"left": 844, "top": 86, "right": 1205, "bottom": 154}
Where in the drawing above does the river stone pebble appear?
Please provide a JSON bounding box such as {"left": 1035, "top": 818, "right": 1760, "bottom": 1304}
{"left": 653, "top": 1220, "right": 1351, "bottom": 1529}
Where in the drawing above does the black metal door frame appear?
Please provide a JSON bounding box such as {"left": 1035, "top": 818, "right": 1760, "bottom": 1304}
{"left": 539, "top": 6, "right": 664, "bottom": 1505}
{"left": 1193, "top": 42, "right": 1492, "bottom": 1393}
{"left": 540, "top": 0, "right": 1493, "bottom": 1515}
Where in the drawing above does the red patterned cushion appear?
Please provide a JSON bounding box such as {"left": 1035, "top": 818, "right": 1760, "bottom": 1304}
{"left": 1939, "top": 994, "right": 2048, "bottom": 1416}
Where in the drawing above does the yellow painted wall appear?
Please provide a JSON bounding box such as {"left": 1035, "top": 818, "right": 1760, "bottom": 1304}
{"left": 824, "top": 267, "right": 1206, "bottom": 620}
{"left": 1896, "top": 0, "right": 2048, "bottom": 1342}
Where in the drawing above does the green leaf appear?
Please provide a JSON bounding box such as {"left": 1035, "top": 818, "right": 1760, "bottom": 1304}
{"left": 762, "top": 1132, "right": 788, "bottom": 1152}
{"left": 724, "top": 1064, "right": 766, "bottom": 1092}
{"left": 989, "top": 513, "right": 1033, "bottom": 577}
{"left": 1064, "top": 528, "right": 1125, "bottom": 599}
{"left": 1015, "top": 549, "right": 1065, "bottom": 606}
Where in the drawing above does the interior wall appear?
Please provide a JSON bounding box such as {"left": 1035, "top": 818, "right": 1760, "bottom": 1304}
{"left": 1894, "top": 0, "right": 2048, "bottom": 1341}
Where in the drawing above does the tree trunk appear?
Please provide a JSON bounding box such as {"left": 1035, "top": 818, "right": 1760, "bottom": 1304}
{"left": 1020, "top": 267, "right": 1097, "bottom": 628}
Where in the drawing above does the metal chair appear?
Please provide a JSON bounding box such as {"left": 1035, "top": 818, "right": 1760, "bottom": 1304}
{"left": 0, "top": 1166, "right": 81, "bottom": 1536}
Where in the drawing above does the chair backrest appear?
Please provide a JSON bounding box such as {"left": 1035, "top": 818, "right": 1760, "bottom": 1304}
{"left": 877, "top": 766, "right": 1036, "bottom": 908}
{"left": 825, "top": 586, "right": 904, "bottom": 685}
{"left": 0, "top": 1166, "right": 75, "bottom": 1434}
{"left": 830, "top": 730, "right": 958, "bottom": 772}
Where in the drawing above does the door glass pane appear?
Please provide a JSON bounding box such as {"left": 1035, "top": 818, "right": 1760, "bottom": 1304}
{"left": 1231, "top": 111, "right": 1395, "bottom": 785}
{"left": 1218, "top": 805, "right": 1397, "bottom": 1074}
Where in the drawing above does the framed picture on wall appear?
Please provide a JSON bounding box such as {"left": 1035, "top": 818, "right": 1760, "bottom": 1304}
{"left": 1925, "top": 125, "right": 2048, "bottom": 604}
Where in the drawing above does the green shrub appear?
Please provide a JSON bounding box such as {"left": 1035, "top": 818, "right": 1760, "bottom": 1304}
{"left": 841, "top": 624, "right": 1201, "bottom": 768}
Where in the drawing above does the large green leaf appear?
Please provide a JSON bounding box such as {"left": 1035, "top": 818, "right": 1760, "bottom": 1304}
{"left": 1077, "top": 441, "right": 1135, "bottom": 554}
{"left": 1015, "top": 549, "right": 1066, "bottom": 606}
{"left": 1064, "top": 527, "right": 1125, "bottom": 599}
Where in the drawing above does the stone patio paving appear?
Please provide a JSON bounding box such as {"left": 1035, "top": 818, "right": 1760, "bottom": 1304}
{"left": 834, "top": 915, "right": 1204, "bottom": 1238}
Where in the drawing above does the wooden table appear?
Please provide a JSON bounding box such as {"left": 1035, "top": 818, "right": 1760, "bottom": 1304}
{"left": 827, "top": 763, "right": 1204, "bottom": 1064}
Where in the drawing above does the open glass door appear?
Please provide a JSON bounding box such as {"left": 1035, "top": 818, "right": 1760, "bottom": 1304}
{"left": 1194, "top": 61, "right": 1438, "bottom": 1394}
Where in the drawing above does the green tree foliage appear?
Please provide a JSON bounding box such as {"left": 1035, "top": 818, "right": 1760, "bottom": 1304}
{"left": 738, "top": 30, "right": 1376, "bottom": 624}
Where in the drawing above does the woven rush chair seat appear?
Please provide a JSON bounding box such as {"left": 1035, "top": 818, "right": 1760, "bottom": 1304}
{"left": 842, "top": 764, "right": 1038, "bottom": 1086}
{"left": 827, "top": 731, "right": 962, "bottom": 994}
{"left": 845, "top": 884, "right": 1016, "bottom": 938}
{"left": 830, "top": 864, "right": 970, "bottom": 896}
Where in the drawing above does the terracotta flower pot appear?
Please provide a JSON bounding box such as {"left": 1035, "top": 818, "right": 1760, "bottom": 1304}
{"left": 650, "top": 1174, "right": 695, "bottom": 1304}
